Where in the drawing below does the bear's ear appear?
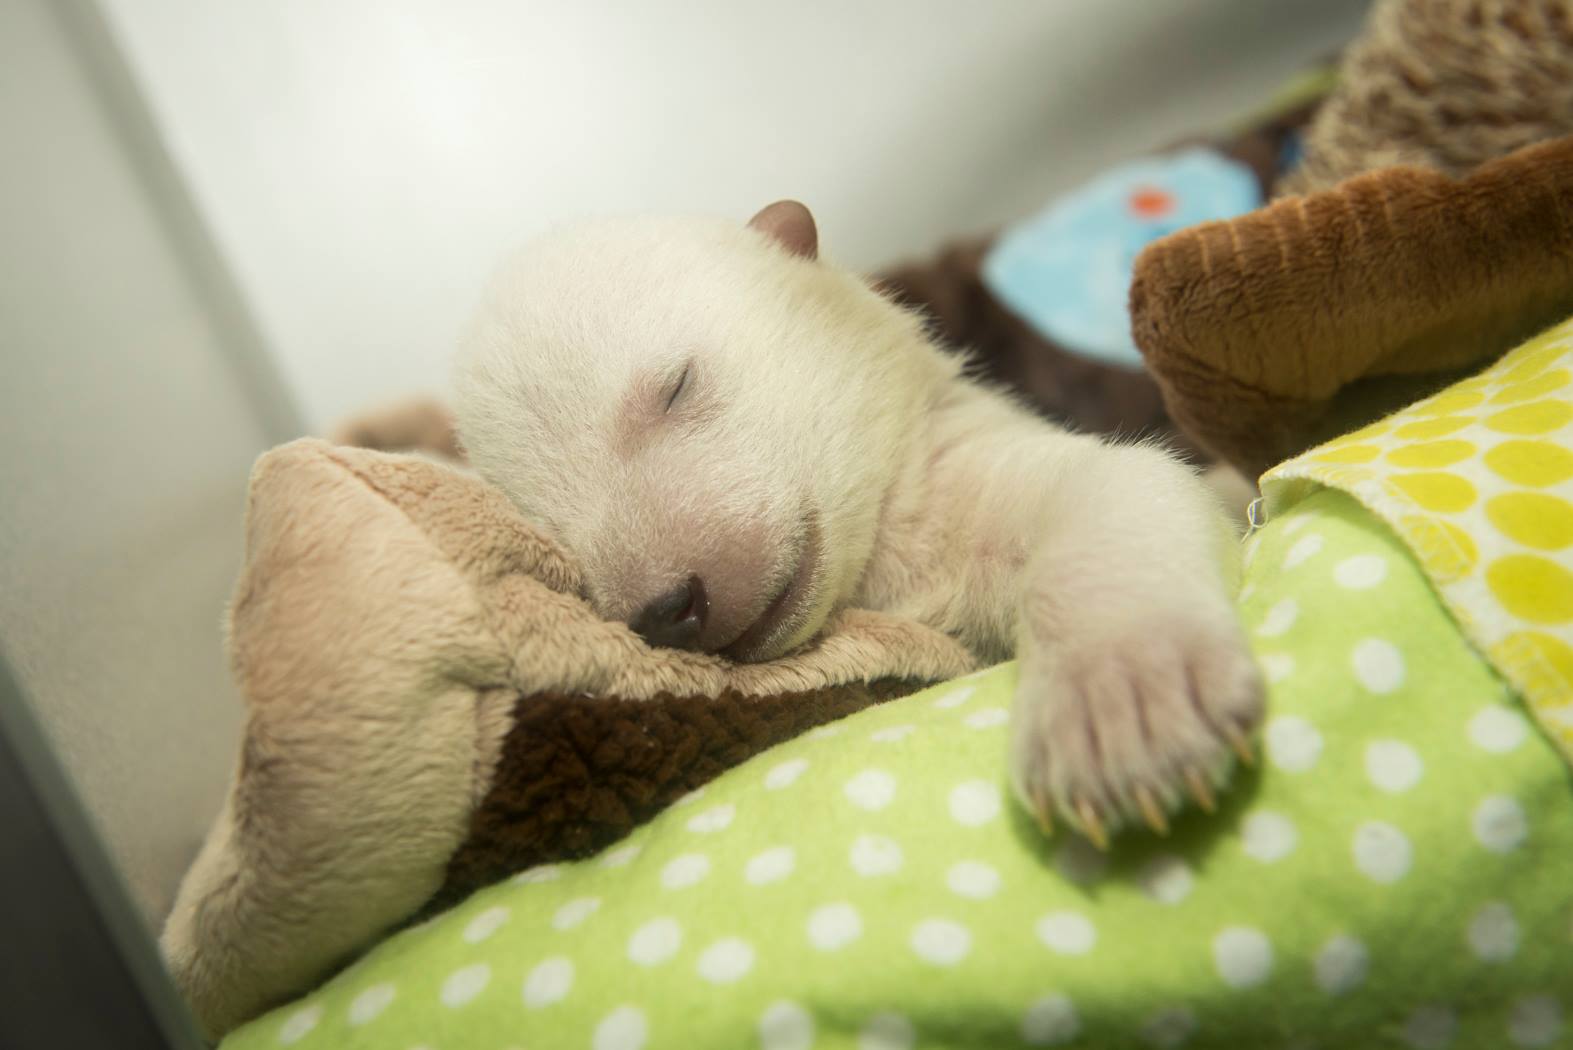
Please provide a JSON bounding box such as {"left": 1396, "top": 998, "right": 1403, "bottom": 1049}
{"left": 746, "top": 200, "right": 818, "bottom": 261}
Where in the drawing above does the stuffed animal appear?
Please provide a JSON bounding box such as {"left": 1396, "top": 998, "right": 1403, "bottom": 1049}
{"left": 873, "top": 66, "right": 1334, "bottom": 460}
{"left": 1278, "top": 0, "right": 1573, "bottom": 195}
{"left": 1131, "top": 0, "right": 1573, "bottom": 477}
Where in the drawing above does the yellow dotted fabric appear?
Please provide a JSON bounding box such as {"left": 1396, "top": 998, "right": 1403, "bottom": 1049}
{"left": 1262, "top": 318, "right": 1573, "bottom": 768}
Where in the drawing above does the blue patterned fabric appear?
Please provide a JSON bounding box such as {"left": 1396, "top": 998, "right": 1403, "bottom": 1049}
{"left": 983, "top": 147, "right": 1261, "bottom": 369}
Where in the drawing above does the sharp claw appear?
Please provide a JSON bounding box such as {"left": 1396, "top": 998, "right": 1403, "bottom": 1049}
{"left": 1135, "top": 786, "right": 1169, "bottom": 835}
{"left": 1225, "top": 724, "right": 1257, "bottom": 767}
{"left": 1185, "top": 767, "right": 1217, "bottom": 814}
{"left": 1075, "top": 797, "right": 1109, "bottom": 851}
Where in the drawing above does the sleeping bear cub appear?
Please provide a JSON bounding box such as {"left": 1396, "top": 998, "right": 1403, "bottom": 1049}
{"left": 453, "top": 200, "right": 1264, "bottom": 846}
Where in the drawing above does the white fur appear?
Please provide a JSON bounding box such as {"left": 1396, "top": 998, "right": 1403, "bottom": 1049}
{"left": 453, "top": 208, "right": 1264, "bottom": 839}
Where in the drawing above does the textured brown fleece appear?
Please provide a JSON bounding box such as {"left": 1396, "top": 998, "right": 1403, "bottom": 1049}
{"left": 433, "top": 678, "right": 924, "bottom": 912}
{"left": 1279, "top": 0, "right": 1573, "bottom": 196}
{"left": 1130, "top": 134, "right": 1573, "bottom": 478}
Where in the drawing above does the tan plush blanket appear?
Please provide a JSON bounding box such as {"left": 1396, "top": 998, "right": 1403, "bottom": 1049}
{"left": 162, "top": 438, "right": 973, "bottom": 1037}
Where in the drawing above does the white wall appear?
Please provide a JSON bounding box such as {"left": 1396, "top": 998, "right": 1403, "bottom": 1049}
{"left": 101, "top": 0, "right": 1371, "bottom": 432}
{"left": 0, "top": 0, "right": 284, "bottom": 924}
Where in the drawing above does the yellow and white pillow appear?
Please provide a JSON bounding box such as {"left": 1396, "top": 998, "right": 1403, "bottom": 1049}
{"left": 1264, "top": 317, "right": 1573, "bottom": 764}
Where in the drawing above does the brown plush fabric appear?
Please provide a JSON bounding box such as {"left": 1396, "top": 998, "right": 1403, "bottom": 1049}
{"left": 1280, "top": 0, "right": 1573, "bottom": 196}
{"left": 434, "top": 677, "right": 922, "bottom": 913}
{"left": 1130, "top": 134, "right": 1573, "bottom": 478}
{"left": 161, "top": 438, "right": 973, "bottom": 1038}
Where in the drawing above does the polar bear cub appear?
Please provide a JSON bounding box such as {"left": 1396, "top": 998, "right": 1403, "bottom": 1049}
{"left": 453, "top": 201, "right": 1263, "bottom": 845}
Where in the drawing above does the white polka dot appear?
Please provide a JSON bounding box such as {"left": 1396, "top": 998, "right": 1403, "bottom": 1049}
{"left": 1352, "top": 821, "right": 1412, "bottom": 883}
{"left": 1474, "top": 795, "right": 1528, "bottom": 853}
{"left": 1036, "top": 911, "right": 1096, "bottom": 955}
{"left": 946, "top": 860, "right": 1001, "bottom": 899}
{"left": 1281, "top": 514, "right": 1311, "bottom": 536}
{"left": 440, "top": 963, "right": 491, "bottom": 1007}
{"left": 806, "top": 723, "right": 844, "bottom": 740}
{"left": 697, "top": 937, "right": 755, "bottom": 983}
{"left": 1139, "top": 854, "right": 1194, "bottom": 905}
{"left": 687, "top": 803, "right": 735, "bottom": 833}
{"left": 522, "top": 957, "right": 573, "bottom": 1008}
{"left": 1314, "top": 934, "right": 1368, "bottom": 995}
{"left": 1402, "top": 1005, "right": 1457, "bottom": 1049}
{"left": 1212, "top": 926, "right": 1273, "bottom": 988}
{"left": 844, "top": 769, "right": 897, "bottom": 811}
{"left": 949, "top": 779, "right": 1002, "bottom": 826}
{"left": 1021, "top": 994, "right": 1080, "bottom": 1046}
{"left": 552, "top": 896, "right": 601, "bottom": 930}
{"left": 746, "top": 846, "right": 796, "bottom": 885}
{"left": 933, "top": 685, "right": 976, "bottom": 709}
{"left": 1260, "top": 653, "right": 1296, "bottom": 684}
{"left": 462, "top": 905, "right": 509, "bottom": 943}
{"left": 850, "top": 834, "right": 904, "bottom": 877}
{"left": 963, "top": 707, "right": 1009, "bottom": 729}
{"left": 673, "top": 786, "right": 706, "bottom": 806}
{"left": 1283, "top": 533, "right": 1324, "bottom": 569}
{"left": 601, "top": 844, "right": 641, "bottom": 868}
{"left": 1052, "top": 838, "right": 1108, "bottom": 885}
{"left": 278, "top": 1004, "right": 321, "bottom": 1044}
{"left": 1140, "top": 1006, "right": 1197, "bottom": 1048}
{"left": 512, "top": 863, "right": 561, "bottom": 884}
{"left": 910, "top": 918, "right": 972, "bottom": 966}
{"left": 758, "top": 1001, "right": 815, "bottom": 1050}
{"left": 627, "top": 917, "right": 682, "bottom": 965}
{"left": 1351, "top": 638, "right": 1406, "bottom": 694}
{"left": 859, "top": 1012, "right": 915, "bottom": 1050}
{"left": 1240, "top": 810, "right": 1298, "bottom": 863}
{"left": 871, "top": 724, "right": 916, "bottom": 743}
{"left": 1256, "top": 598, "right": 1299, "bottom": 637}
{"left": 765, "top": 758, "right": 809, "bottom": 790}
{"left": 807, "top": 902, "right": 863, "bottom": 951}
{"left": 593, "top": 1005, "right": 648, "bottom": 1050}
{"left": 1468, "top": 901, "right": 1519, "bottom": 962}
{"left": 1470, "top": 706, "right": 1530, "bottom": 753}
{"left": 348, "top": 983, "right": 395, "bottom": 1026}
{"left": 1266, "top": 715, "right": 1323, "bottom": 772}
{"left": 1334, "top": 554, "right": 1389, "bottom": 589}
{"left": 1365, "top": 739, "right": 1424, "bottom": 793}
{"left": 660, "top": 853, "right": 711, "bottom": 889}
{"left": 1510, "top": 995, "right": 1564, "bottom": 1047}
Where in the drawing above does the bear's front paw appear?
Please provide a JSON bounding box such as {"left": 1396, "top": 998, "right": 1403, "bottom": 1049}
{"left": 1010, "top": 611, "right": 1263, "bottom": 848}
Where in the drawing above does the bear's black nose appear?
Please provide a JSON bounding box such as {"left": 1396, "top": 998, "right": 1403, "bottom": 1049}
{"left": 629, "top": 576, "right": 708, "bottom": 650}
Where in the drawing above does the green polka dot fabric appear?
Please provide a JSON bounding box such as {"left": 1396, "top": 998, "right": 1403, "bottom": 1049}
{"left": 224, "top": 489, "right": 1572, "bottom": 1050}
